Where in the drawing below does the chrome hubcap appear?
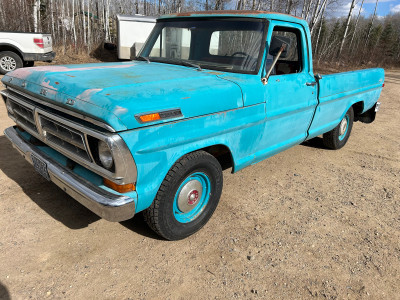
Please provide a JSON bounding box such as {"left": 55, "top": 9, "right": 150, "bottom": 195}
{"left": 177, "top": 179, "right": 203, "bottom": 213}
{"left": 0, "top": 56, "right": 17, "bottom": 72}
{"left": 339, "top": 117, "right": 348, "bottom": 136}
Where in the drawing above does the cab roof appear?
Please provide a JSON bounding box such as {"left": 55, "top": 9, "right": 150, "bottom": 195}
{"left": 159, "top": 10, "right": 308, "bottom": 27}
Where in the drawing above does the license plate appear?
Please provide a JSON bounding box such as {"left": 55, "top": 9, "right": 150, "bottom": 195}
{"left": 31, "top": 154, "right": 50, "bottom": 181}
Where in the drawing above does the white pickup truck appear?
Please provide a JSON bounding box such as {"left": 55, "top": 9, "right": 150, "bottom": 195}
{"left": 0, "top": 32, "right": 56, "bottom": 74}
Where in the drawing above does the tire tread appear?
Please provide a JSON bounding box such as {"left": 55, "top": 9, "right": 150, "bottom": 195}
{"left": 143, "top": 150, "right": 221, "bottom": 240}
{"left": 323, "top": 107, "right": 354, "bottom": 150}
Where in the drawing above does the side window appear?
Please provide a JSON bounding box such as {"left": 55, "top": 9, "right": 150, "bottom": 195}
{"left": 267, "top": 26, "right": 302, "bottom": 75}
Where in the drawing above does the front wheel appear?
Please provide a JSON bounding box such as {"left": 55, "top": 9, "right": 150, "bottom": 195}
{"left": 144, "top": 151, "right": 223, "bottom": 240}
{"left": 323, "top": 107, "right": 354, "bottom": 150}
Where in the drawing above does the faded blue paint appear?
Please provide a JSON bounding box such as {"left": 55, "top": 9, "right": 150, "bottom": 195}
{"left": 2, "top": 11, "right": 384, "bottom": 215}
{"left": 307, "top": 68, "right": 384, "bottom": 139}
{"left": 2, "top": 62, "right": 242, "bottom": 131}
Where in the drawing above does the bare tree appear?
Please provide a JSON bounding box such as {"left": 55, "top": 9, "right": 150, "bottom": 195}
{"left": 338, "top": 0, "right": 356, "bottom": 58}
{"left": 364, "top": 0, "right": 379, "bottom": 48}
{"left": 315, "top": 16, "right": 324, "bottom": 54}
{"left": 33, "top": 0, "right": 39, "bottom": 32}
{"left": 88, "top": 0, "right": 91, "bottom": 51}
{"left": 310, "top": 0, "right": 328, "bottom": 35}
{"left": 349, "top": 0, "right": 365, "bottom": 51}
{"left": 301, "top": 0, "right": 308, "bottom": 18}
{"left": 72, "top": 0, "right": 77, "bottom": 48}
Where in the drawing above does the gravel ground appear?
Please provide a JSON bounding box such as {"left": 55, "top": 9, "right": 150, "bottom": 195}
{"left": 0, "top": 70, "right": 399, "bottom": 299}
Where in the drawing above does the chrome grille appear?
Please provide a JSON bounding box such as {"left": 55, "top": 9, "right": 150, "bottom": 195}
{"left": 8, "top": 99, "right": 38, "bottom": 134}
{"left": 3, "top": 90, "right": 94, "bottom": 164}
{"left": 1, "top": 87, "right": 137, "bottom": 185}
{"left": 39, "top": 115, "right": 91, "bottom": 161}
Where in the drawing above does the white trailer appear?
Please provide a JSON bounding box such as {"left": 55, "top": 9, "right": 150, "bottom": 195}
{"left": 117, "top": 14, "right": 156, "bottom": 60}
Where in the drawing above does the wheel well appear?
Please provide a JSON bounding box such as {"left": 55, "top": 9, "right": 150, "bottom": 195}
{"left": 352, "top": 101, "right": 364, "bottom": 121}
{"left": 0, "top": 45, "right": 23, "bottom": 60}
{"left": 202, "top": 144, "right": 234, "bottom": 172}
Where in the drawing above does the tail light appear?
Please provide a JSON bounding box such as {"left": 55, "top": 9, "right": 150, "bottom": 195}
{"left": 34, "top": 38, "right": 44, "bottom": 48}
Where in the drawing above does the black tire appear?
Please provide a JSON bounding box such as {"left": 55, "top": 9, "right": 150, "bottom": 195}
{"left": 144, "top": 151, "right": 223, "bottom": 240}
{"left": 24, "top": 61, "right": 34, "bottom": 67}
{"left": 0, "top": 51, "right": 23, "bottom": 74}
{"left": 323, "top": 107, "right": 354, "bottom": 150}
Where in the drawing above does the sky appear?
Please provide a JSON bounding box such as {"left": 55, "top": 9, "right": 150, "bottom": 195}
{"left": 343, "top": 0, "right": 400, "bottom": 17}
{"left": 364, "top": 0, "right": 400, "bottom": 16}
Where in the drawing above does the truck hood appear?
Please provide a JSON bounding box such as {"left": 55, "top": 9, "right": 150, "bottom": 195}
{"left": 2, "top": 61, "right": 243, "bottom": 131}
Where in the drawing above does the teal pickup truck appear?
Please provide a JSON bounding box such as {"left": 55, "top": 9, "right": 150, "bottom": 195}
{"left": 1, "top": 11, "right": 384, "bottom": 240}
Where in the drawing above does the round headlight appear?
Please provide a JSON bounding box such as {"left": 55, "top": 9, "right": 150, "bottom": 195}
{"left": 98, "top": 140, "right": 114, "bottom": 169}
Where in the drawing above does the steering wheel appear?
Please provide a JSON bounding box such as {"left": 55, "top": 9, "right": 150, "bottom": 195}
{"left": 231, "top": 52, "right": 248, "bottom": 57}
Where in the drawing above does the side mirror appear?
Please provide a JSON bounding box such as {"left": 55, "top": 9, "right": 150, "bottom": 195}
{"left": 269, "top": 35, "right": 291, "bottom": 58}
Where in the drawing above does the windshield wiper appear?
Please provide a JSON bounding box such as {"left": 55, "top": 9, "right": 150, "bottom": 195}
{"left": 136, "top": 56, "right": 150, "bottom": 63}
{"left": 180, "top": 60, "right": 202, "bottom": 71}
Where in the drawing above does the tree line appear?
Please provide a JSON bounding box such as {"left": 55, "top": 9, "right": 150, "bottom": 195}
{"left": 0, "top": 0, "right": 399, "bottom": 67}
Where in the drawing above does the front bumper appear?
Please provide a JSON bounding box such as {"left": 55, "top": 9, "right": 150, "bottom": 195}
{"left": 23, "top": 51, "right": 56, "bottom": 62}
{"left": 4, "top": 126, "right": 136, "bottom": 222}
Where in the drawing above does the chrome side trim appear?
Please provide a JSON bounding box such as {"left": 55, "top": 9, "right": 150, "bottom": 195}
{"left": 6, "top": 87, "right": 117, "bottom": 132}
{"left": 4, "top": 126, "right": 136, "bottom": 222}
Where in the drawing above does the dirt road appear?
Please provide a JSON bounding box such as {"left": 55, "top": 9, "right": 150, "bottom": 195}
{"left": 0, "top": 71, "right": 399, "bottom": 299}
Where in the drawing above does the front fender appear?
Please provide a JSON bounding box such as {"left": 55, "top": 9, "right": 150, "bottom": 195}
{"left": 119, "top": 103, "right": 266, "bottom": 212}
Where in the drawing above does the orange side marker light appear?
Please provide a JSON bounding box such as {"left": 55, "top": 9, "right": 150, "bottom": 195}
{"left": 103, "top": 178, "right": 136, "bottom": 193}
{"left": 139, "top": 113, "right": 161, "bottom": 123}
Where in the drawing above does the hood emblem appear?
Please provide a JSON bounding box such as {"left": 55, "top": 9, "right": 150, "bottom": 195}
{"left": 66, "top": 98, "right": 75, "bottom": 106}
{"left": 21, "top": 81, "right": 26, "bottom": 88}
{"left": 40, "top": 88, "right": 47, "bottom": 96}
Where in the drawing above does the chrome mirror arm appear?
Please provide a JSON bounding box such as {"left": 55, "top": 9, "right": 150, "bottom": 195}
{"left": 261, "top": 43, "right": 287, "bottom": 85}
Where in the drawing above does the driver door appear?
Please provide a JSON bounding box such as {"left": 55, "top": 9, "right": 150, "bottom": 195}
{"left": 262, "top": 20, "right": 318, "bottom": 155}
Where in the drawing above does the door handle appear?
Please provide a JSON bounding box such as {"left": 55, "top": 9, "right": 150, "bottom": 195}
{"left": 306, "top": 81, "right": 317, "bottom": 86}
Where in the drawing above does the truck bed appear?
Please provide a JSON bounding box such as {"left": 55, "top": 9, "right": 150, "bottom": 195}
{"left": 308, "top": 68, "right": 384, "bottom": 139}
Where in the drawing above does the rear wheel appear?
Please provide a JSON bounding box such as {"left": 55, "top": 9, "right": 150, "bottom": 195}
{"left": 0, "top": 51, "right": 23, "bottom": 74}
{"left": 144, "top": 151, "right": 223, "bottom": 240}
{"left": 323, "top": 107, "right": 354, "bottom": 150}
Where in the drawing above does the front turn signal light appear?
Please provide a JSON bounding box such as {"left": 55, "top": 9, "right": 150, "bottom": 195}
{"left": 139, "top": 113, "right": 161, "bottom": 123}
{"left": 103, "top": 178, "right": 136, "bottom": 193}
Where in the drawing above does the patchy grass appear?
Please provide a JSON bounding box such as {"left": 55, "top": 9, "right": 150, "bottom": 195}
{"left": 36, "top": 44, "right": 119, "bottom": 66}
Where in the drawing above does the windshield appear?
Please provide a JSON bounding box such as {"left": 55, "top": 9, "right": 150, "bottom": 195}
{"left": 139, "top": 18, "right": 266, "bottom": 74}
